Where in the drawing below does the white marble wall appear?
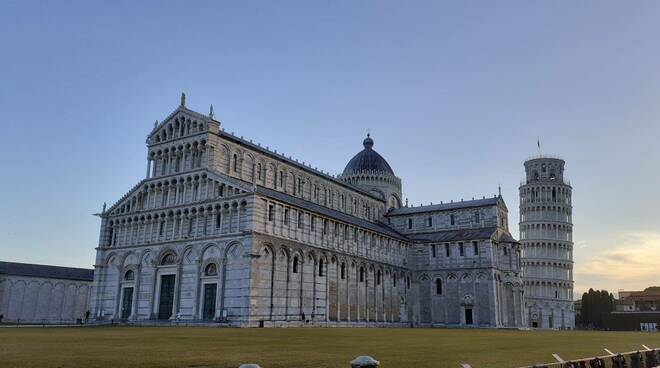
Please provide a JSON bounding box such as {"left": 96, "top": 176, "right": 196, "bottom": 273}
{"left": 0, "top": 275, "right": 91, "bottom": 323}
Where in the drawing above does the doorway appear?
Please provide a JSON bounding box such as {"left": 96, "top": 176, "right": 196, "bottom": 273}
{"left": 158, "top": 275, "right": 176, "bottom": 320}
{"left": 465, "top": 308, "right": 473, "bottom": 325}
{"left": 203, "top": 283, "right": 217, "bottom": 321}
{"left": 121, "top": 287, "right": 134, "bottom": 320}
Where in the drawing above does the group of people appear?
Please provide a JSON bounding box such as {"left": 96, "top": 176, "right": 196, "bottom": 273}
{"left": 558, "top": 350, "right": 659, "bottom": 368}
{"left": 0, "top": 311, "right": 89, "bottom": 325}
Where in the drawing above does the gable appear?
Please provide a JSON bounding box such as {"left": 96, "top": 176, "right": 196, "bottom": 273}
{"left": 146, "top": 107, "right": 219, "bottom": 146}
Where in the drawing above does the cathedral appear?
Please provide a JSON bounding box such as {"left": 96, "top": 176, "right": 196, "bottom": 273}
{"left": 90, "top": 95, "right": 527, "bottom": 328}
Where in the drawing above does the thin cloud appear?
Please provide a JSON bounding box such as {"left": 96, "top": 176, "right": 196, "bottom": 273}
{"left": 575, "top": 232, "right": 660, "bottom": 292}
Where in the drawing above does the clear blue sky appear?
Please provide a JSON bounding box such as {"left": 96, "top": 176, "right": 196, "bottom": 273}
{"left": 2, "top": 1, "right": 659, "bottom": 297}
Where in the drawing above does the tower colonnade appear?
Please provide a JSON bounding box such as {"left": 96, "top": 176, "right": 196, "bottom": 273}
{"left": 519, "top": 157, "right": 575, "bottom": 329}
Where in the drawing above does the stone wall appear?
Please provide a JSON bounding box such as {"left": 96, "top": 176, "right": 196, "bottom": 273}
{"left": 0, "top": 275, "right": 91, "bottom": 323}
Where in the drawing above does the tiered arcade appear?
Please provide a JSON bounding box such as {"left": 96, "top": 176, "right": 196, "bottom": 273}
{"left": 519, "top": 157, "right": 575, "bottom": 329}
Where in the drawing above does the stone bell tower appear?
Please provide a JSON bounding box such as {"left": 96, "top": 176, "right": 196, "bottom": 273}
{"left": 519, "top": 156, "right": 575, "bottom": 329}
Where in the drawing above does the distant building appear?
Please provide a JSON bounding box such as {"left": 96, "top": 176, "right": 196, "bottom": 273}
{"left": 573, "top": 299, "right": 581, "bottom": 321}
{"left": 0, "top": 261, "right": 94, "bottom": 324}
{"left": 601, "top": 287, "right": 660, "bottom": 331}
{"left": 616, "top": 287, "right": 660, "bottom": 312}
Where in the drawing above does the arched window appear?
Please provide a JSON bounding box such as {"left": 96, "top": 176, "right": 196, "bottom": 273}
{"left": 450, "top": 214, "right": 455, "bottom": 226}
{"left": 427, "top": 217, "right": 433, "bottom": 227}
{"left": 340, "top": 263, "right": 346, "bottom": 279}
{"left": 359, "top": 267, "right": 365, "bottom": 282}
{"left": 436, "top": 279, "right": 442, "bottom": 295}
{"left": 233, "top": 154, "right": 238, "bottom": 172}
{"left": 124, "top": 270, "right": 135, "bottom": 281}
{"left": 318, "top": 259, "right": 324, "bottom": 277}
{"left": 292, "top": 256, "right": 299, "bottom": 273}
{"left": 377, "top": 270, "right": 381, "bottom": 285}
{"left": 205, "top": 263, "right": 218, "bottom": 276}
{"left": 161, "top": 253, "right": 176, "bottom": 265}
{"left": 393, "top": 274, "right": 397, "bottom": 287}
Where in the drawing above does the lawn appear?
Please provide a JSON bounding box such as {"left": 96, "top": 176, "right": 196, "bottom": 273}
{"left": 0, "top": 327, "right": 658, "bottom": 368}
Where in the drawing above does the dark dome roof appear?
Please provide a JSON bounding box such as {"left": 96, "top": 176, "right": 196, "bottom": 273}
{"left": 342, "top": 134, "right": 395, "bottom": 176}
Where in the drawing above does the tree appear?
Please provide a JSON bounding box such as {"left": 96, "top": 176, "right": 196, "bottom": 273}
{"left": 578, "top": 288, "right": 614, "bottom": 329}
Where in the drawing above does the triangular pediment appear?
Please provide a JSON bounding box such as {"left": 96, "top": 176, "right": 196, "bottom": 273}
{"left": 146, "top": 106, "right": 219, "bottom": 145}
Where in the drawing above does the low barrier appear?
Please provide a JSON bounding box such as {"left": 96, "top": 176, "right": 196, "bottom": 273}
{"left": 468, "top": 346, "right": 659, "bottom": 368}
{"left": 235, "top": 347, "right": 659, "bottom": 368}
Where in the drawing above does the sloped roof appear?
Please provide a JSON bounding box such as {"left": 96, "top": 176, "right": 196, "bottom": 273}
{"left": 255, "top": 186, "right": 408, "bottom": 241}
{"left": 388, "top": 197, "right": 500, "bottom": 216}
{"left": 149, "top": 106, "right": 385, "bottom": 203}
{"left": 0, "top": 261, "right": 94, "bottom": 281}
{"left": 406, "top": 227, "right": 518, "bottom": 243}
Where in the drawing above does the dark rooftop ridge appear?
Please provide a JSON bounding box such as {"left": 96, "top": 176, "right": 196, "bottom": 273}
{"left": 0, "top": 261, "right": 94, "bottom": 281}
{"left": 388, "top": 197, "right": 500, "bottom": 216}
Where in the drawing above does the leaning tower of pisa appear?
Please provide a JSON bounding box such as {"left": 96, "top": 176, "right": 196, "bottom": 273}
{"left": 519, "top": 156, "right": 575, "bottom": 329}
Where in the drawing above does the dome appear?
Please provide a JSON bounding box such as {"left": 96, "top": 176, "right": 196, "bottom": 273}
{"left": 342, "top": 134, "right": 395, "bottom": 176}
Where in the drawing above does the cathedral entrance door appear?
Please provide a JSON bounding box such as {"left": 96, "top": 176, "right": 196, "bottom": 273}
{"left": 203, "top": 283, "right": 217, "bottom": 321}
{"left": 465, "top": 308, "right": 473, "bottom": 325}
{"left": 158, "top": 275, "right": 176, "bottom": 320}
{"left": 121, "top": 287, "right": 134, "bottom": 320}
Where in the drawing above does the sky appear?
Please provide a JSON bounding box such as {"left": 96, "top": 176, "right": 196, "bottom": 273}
{"left": 1, "top": 1, "right": 659, "bottom": 298}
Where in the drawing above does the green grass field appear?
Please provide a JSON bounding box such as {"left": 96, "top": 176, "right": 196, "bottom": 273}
{"left": 0, "top": 327, "right": 658, "bottom": 368}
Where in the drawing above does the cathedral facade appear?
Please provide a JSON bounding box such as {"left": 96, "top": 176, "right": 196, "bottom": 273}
{"left": 90, "top": 97, "right": 525, "bottom": 328}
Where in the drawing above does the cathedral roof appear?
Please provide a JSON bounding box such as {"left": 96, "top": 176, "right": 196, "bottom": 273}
{"left": 388, "top": 197, "right": 501, "bottom": 215}
{"left": 147, "top": 105, "right": 386, "bottom": 203}
{"left": 0, "top": 261, "right": 94, "bottom": 281}
{"left": 255, "top": 186, "right": 408, "bottom": 241}
{"left": 342, "top": 135, "right": 395, "bottom": 176}
{"left": 405, "top": 227, "right": 518, "bottom": 244}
